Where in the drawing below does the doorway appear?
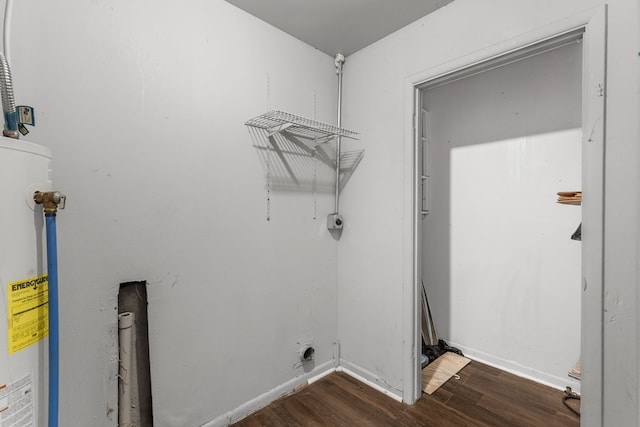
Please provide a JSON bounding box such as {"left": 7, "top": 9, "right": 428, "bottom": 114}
{"left": 419, "top": 39, "right": 582, "bottom": 387}
{"left": 408, "top": 12, "right": 606, "bottom": 425}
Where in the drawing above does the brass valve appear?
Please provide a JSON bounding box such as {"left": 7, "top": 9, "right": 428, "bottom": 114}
{"left": 34, "top": 191, "right": 66, "bottom": 213}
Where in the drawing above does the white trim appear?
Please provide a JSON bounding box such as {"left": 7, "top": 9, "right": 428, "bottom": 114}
{"left": 579, "top": 6, "right": 606, "bottom": 426}
{"left": 338, "top": 360, "right": 403, "bottom": 402}
{"left": 201, "top": 360, "right": 335, "bottom": 427}
{"left": 414, "top": 27, "right": 585, "bottom": 91}
{"left": 404, "top": 7, "right": 604, "bottom": 88}
{"left": 403, "top": 5, "right": 606, "bottom": 414}
{"left": 449, "top": 342, "right": 581, "bottom": 393}
{"left": 307, "top": 367, "right": 336, "bottom": 384}
{"left": 201, "top": 359, "right": 404, "bottom": 427}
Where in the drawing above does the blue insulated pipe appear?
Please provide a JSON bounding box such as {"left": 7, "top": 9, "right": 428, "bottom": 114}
{"left": 33, "top": 190, "right": 65, "bottom": 427}
{"left": 45, "top": 212, "right": 59, "bottom": 427}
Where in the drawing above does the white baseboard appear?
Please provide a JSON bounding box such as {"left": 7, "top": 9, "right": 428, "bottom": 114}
{"left": 449, "top": 341, "right": 581, "bottom": 393}
{"left": 338, "top": 359, "right": 403, "bottom": 402}
{"left": 308, "top": 367, "right": 336, "bottom": 384}
{"left": 201, "top": 360, "right": 335, "bottom": 427}
{"left": 202, "top": 346, "right": 578, "bottom": 427}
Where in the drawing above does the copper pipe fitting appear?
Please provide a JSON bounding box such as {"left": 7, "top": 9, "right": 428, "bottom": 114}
{"left": 34, "top": 191, "right": 66, "bottom": 213}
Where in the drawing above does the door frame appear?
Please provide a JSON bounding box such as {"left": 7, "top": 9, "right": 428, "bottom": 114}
{"left": 402, "top": 7, "right": 606, "bottom": 425}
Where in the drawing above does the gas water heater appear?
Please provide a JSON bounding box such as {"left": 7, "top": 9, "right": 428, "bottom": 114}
{"left": 0, "top": 137, "right": 52, "bottom": 426}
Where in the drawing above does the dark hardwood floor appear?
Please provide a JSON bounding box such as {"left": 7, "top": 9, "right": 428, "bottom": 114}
{"left": 232, "top": 361, "right": 580, "bottom": 426}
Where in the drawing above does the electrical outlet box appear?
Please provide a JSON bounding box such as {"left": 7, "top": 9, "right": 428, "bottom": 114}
{"left": 17, "top": 106, "right": 35, "bottom": 126}
{"left": 327, "top": 213, "right": 343, "bottom": 230}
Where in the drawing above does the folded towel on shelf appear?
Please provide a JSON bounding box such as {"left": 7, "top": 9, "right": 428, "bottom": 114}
{"left": 557, "top": 191, "right": 582, "bottom": 205}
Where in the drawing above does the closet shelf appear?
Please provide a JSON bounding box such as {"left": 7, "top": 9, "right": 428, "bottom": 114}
{"left": 245, "top": 110, "right": 358, "bottom": 145}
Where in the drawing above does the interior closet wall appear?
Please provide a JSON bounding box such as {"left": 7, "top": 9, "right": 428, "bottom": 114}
{"left": 421, "top": 43, "right": 582, "bottom": 389}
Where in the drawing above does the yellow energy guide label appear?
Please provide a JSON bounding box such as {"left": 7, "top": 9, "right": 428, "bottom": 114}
{"left": 7, "top": 275, "right": 48, "bottom": 354}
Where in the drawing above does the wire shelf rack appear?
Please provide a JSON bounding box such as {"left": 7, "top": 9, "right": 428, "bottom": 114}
{"left": 245, "top": 110, "right": 359, "bottom": 144}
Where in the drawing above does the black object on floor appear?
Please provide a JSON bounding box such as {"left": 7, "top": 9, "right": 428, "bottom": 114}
{"left": 422, "top": 338, "right": 464, "bottom": 365}
{"left": 571, "top": 223, "right": 582, "bottom": 241}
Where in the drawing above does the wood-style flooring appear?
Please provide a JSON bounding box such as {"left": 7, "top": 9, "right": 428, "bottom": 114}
{"left": 232, "top": 361, "right": 580, "bottom": 426}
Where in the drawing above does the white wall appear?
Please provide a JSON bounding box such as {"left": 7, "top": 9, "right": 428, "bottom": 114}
{"left": 3, "top": 0, "right": 639, "bottom": 425}
{"left": 446, "top": 131, "right": 582, "bottom": 386}
{"left": 340, "top": 0, "right": 639, "bottom": 425}
{"left": 421, "top": 43, "right": 582, "bottom": 390}
{"left": 5, "top": 1, "right": 339, "bottom": 425}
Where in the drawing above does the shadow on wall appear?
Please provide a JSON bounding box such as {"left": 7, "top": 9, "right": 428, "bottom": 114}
{"left": 246, "top": 126, "right": 364, "bottom": 194}
{"left": 425, "top": 43, "right": 583, "bottom": 149}
{"left": 421, "top": 42, "right": 582, "bottom": 343}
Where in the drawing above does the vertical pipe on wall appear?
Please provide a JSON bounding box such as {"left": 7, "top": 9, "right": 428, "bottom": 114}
{"left": 0, "top": 50, "right": 17, "bottom": 137}
{"left": 334, "top": 53, "right": 345, "bottom": 214}
{"left": 3, "top": 0, "right": 12, "bottom": 63}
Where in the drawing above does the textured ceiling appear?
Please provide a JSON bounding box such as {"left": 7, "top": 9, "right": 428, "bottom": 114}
{"left": 226, "top": 0, "right": 454, "bottom": 57}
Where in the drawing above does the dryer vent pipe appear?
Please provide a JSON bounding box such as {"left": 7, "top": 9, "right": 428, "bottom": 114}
{"left": 118, "top": 312, "right": 135, "bottom": 427}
